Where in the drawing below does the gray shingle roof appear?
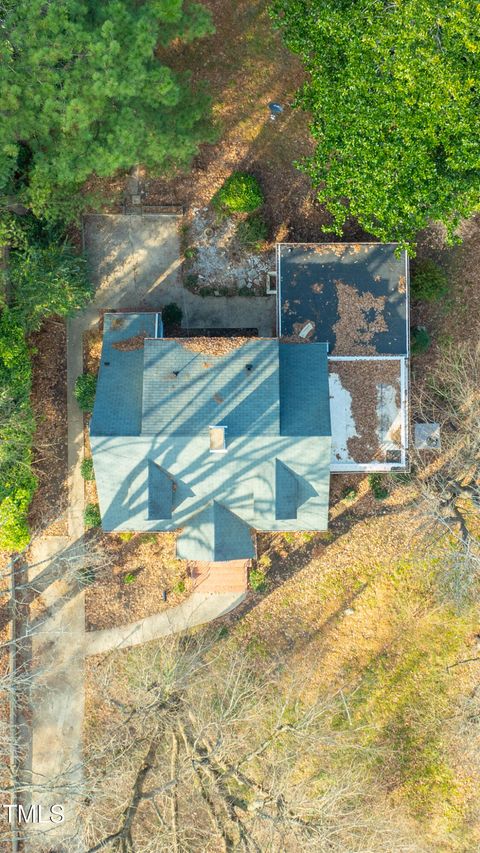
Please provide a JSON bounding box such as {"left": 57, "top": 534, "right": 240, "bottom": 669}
{"left": 279, "top": 342, "right": 331, "bottom": 436}
{"left": 177, "top": 501, "right": 255, "bottom": 561}
{"left": 91, "top": 317, "right": 332, "bottom": 559}
{"left": 142, "top": 338, "right": 280, "bottom": 436}
{"left": 148, "top": 461, "right": 173, "bottom": 520}
{"left": 91, "top": 313, "right": 158, "bottom": 436}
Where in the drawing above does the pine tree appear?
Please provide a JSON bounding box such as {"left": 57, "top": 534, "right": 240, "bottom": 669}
{"left": 0, "top": 0, "right": 214, "bottom": 221}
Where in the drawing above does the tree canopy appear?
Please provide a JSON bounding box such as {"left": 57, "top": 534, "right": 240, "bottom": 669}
{"left": 272, "top": 0, "right": 480, "bottom": 245}
{"left": 0, "top": 0, "right": 214, "bottom": 221}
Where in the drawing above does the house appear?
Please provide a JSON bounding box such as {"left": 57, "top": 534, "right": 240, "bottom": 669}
{"left": 90, "top": 242, "right": 409, "bottom": 560}
{"left": 90, "top": 316, "right": 331, "bottom": 561}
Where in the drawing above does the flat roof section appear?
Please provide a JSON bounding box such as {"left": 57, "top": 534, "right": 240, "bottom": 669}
{"left": 278, "top": 243, "right": 408, "bottom": 356}
{"left": 328, "top": 357, "right": 407, "bottom": 471}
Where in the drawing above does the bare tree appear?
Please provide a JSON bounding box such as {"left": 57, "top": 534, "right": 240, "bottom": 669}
{"left": 77, "top": 635, "right": 426, "bottom": 853}
{"left": 413, "top": 341, "right": 480, "bottom": 604}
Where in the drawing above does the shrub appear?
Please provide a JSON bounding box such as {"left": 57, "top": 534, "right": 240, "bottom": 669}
{"left": 184, "top": 273, "right": 199, "bottom": 290}
{"left": 123, "top": 572, "right": 136, "bottom": 584}
{"left": 84, "top": 502, "right": 101, "bottom": 529}
{"left": 9, "top": 243, "right": 92, "bottom": 332}
{"left": 236, "top": 213, "right": 268, "bottom": 247}
{"left": 0, "top": 312, "right": 37, "bottom": 550}
{"left": 139, "top": 532, "right": 158, "bottom": 544}
{"left": 212, "top": 172, "right": 264, "bottom": 214}
{"left": 118, "top": 531, "right": 135, "bottom": 542}
{"left": 411, "top": 259, "right": 448, "bottom": 302}
{"left": 75, "top": 372, "right": 97, "bottom": 412}
{"left": 250, "top": 566, "right": 267, "bottom": 592}
{"left": 79, "top": 565, "right": 96, "bottom": 585}
{"left": 342, "top": 486, "right": 357, "bottom": 502}
{"left": 184, "top": 246, "right": 198, "bottom": 260}
{"left": 80, "top": 458, "right": 94, "bottom": 480}
{"left": 174, "top": 579, "right": 186, "bottom": 594}
{"left": 368, "top": 474, "right": 389, "bottom": 500}
{"left": 161, "top": 302, "right": 183, "bottom": 328}
{"left": 411, "top": 326, "right": 431, "bottom": 355}
{"left": 237, "top": 285, "right": 256, "bottom": 297}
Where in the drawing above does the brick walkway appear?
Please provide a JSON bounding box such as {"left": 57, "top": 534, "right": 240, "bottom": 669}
{"left": 190, "top": 561, "right": 249, "bottom": 593}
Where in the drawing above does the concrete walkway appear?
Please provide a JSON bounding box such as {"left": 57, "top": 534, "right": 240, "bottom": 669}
{"left": 22, "top": 213, "right": 251, "bottom": 849}
{"left": 22, "top": 306, "right": 97, "bottom": 850}
{"left": 85, "top": 590, "right": 246, "bottom": 657}
{"left": 86, "top": 560, "right": 248, "bottom": 656}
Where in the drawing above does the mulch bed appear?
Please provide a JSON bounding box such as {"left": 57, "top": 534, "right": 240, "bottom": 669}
{"left": 28, "top": 318, "right": 68, "bottom": 536}
{"left": 84, "top": 532, "right": 191, "bottom": 631}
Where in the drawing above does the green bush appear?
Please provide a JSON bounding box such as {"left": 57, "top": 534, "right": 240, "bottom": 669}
{"left": 368, "top": 474, "right": 389, "bottom": 500}
{"left": 411, "top": 326, "right": 431, "bottom": 355}
{"left": 123, "top": 572, "right": 136, "bottom": 584}
{"left": 118, "top": 531, "right": 135, "bottom": 542}
{"left": 236, "top": 213, "right": 268, "bottom": 247}
{"left": 184, "top": 273, "right": 199, "bottom": 290}
{"left": 80, "top": 458, "right": 94, "bottom": 480}
{"left": 9, "top": 243, "right": 91, "bottom": 332}
{"left": 75, "top": 372, "right": 97, "bottom": 412}
{"left": 250, "top": 566, "right": 267, "bottom": 592}
{"left": 84, "top": 503, "right": 101, "bottom": 529}
{"left": 0, "top": 311, "right": 37, "bottom": 550}
{"left": 212, "top": 172, "right": 264, "bottom": 214}
{"left": 139, "top": 532, "right": 158, "bottom": 544}
{"left": 237, "top": 285, "right": 256, "bottom": 297}
{"left": 161, "top": 303, "right": 183, "bottom": 328}
{"left": 342, "top": 486, "right": 357, "bottom": 502}
{"left": 411, "top": 259, "right": 448, "bottom": 302}
{"left": 174, "top": 579, "right": 186, "bottom": 594}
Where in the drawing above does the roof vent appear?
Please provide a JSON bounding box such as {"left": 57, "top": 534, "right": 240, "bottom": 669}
{"left": 245, "top": 363, "right": 253, "bottom": 372}
{"left": 209, "top": 425, "right": 227, "bottom": 453}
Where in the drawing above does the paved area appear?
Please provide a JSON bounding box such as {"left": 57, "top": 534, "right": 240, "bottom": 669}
{"left": 23, "top": 538, "right": 85, "bottom": 852}
{"left": 84, "top": 214, "right": 276, "bottom": 336}
{"left": 85, "top": 590, "right": 247, "bottom": 657}
{"left": 85, "top": 561, "right": 248, "bottom": 657}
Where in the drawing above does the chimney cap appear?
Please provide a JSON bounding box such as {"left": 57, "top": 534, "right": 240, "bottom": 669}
{"left": 209, "top": 425, "right": 227, "bottom": 453}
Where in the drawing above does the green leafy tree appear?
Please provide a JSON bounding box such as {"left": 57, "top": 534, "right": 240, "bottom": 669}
{"left": 272, "top": 0, "right": 480, "bottom": 246}
{"left": 9, "top": 243, "right": 91, "bottom": 331}
{"left": 0, "top": 0, "right": 214, "bottom": 221}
